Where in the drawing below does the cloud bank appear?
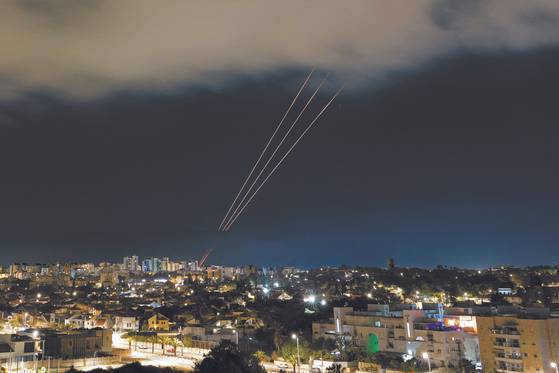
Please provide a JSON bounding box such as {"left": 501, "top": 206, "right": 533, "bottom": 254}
{"left": 1, "top": 0, "right": 559, "bottom": 98}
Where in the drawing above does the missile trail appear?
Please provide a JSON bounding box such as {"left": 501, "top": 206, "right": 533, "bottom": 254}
{"left": 224, "top": 85, "right": 344, "bottom": 231}
{"left": 217, "top": 69, "right": 314, "bottom": 231}
{"left": 222, "top": 75, "right": 329, "bottom": 230}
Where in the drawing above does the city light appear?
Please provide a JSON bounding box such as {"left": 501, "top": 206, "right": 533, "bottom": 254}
{"left": 422, "top": 352, "right": 431, "bottom": 372}
{"left": 320, "top": 299, "right": 327, "bottom": 306}
{"left": 303, "top": 295, "right": 316, "bottom": 303}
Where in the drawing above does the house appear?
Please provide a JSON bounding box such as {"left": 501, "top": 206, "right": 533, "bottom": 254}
{"left": 114, "top": 316, "right": 140, "bottom": 332}
{"left": 145, "top": 313, "right": 170, "bottom": 331}
{"left": 0, "top": 334, "right": 39, "bottom": 364}
{"left": 64, "top": 313, "right": 87, "bottom": 329}
{"left": 85, "top": 316, "right": 114, "bottom": 330}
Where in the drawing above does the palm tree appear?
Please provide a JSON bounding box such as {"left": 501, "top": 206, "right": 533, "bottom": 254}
{"left": 279, "top": 342, "right": 299, "bottom": 373}
{"left": 166, "top": 336, "right": 180, "bottom": 356}
{"left": 326, "top": 364, "right": 342, "bottom": 373}
{"left": 148, "top": 334, "right": 159, "bottom": 354}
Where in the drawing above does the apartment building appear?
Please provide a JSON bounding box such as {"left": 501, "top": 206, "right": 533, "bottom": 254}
{"left": 44, "top": 329, "right": 112, "bottom": 359}
{"left": 312, "top": 304, "right": 479, "bottom": 369}
{"left": 0, "top": 334, "right": 39, "bottom": 365}
{"left": 477, "top": 311, "right": 559, "bottom": 373}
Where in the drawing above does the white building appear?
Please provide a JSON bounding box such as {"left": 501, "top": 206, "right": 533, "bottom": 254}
{"left": 114, "top": 316, "right": 140, "bottom": 332}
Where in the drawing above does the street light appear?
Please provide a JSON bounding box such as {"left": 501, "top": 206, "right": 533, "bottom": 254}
{"left": 291, "top": 333, "right": 300, "bottom": 373}
{"left": 551, "top": 362, "right": 558, "bottom": 373}
{"left": 422, "top": 352, "right": 431, "bottom": 373}
{"left": 232, "top": 330, "right": 239, "bottom": 345}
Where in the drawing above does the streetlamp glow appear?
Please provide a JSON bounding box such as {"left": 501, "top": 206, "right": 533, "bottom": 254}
{"left": 551, "top": 362, "right": 558, "bottom": 373}
{"left": 304, "top": 295, "right": 316, "bottom": 303}
{"left": 291, "top": 334, "right": 300, "bottom": 372}
{"left": 422, "top": 352, "right": 431, "bottom": 373}
{"left": 320, "top": 299, "right": 327, "bottom": 306}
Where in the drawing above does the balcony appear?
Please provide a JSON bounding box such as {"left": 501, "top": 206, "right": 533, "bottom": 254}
{"left": 494, "top": 338, "right": 520, "bottom": 349}
{"left": 494, "top": 342, "right": 521, "bottom": 349}
{"left": 492, "top": 328, "right": 520, "bottom": 336}
{"left": 496, "top": 361, "right": 523, "bottom": 373}
{"left": 495, "top": 354, "right": 522, "bottom": 362}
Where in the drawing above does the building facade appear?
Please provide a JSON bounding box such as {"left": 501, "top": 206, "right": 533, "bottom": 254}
{"left": 477, "top": 314, "right": 559, "bottom": 373}
{"left": 44, "top": 329, "right": 112, "bottom": 359}
{"left": 313, "top": 304, "right": 479, "bottom": 369}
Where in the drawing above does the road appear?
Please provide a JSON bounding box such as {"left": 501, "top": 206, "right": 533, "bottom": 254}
{"left": 110, "top": 332, "right": 315, "bottom": 373}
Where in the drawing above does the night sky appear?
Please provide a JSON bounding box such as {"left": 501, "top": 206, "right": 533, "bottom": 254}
{"left": 1, "top": 1, "right": 559, "bottom": 268}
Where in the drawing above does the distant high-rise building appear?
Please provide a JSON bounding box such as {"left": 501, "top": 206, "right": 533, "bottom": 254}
{"left": 160, "top": 257, "right": 170, "bottom": 272}
{"left": 123, "top": 256, "right": 139, "bottom": 272}
{"left": 142, "top": 257, "right": 165, "bottom": 273}
{"left": 142, "top": 258, "right": 154, "bottom": 272}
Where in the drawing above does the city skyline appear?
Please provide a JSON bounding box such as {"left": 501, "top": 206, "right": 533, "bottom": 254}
{"left": 3, "top": 3, "right": 559, "bottom": 373}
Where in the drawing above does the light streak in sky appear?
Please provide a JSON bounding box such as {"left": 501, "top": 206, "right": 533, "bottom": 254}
{"left": 223, "top": 85, "right": 344, "bottom": 231}
{"left": 218, "top": 69, "right": 315, "bottom": 231}
{"left": 221, "top": 74, "right": 329, "bottom": 231}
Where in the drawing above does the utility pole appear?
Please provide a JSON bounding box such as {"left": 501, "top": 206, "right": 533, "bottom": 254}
{"left": 292, "top": 334, "right": 300, "bottom": 373}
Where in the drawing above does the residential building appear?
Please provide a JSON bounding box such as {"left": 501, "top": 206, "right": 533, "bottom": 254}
{"left": 146, "top": 313, "right": 170, "bottom": 331}
{"left": 0, "top": 334, "right": 39, "bottom": 365}
{"left": 44, "top": 329, "right": 112, "bottom": 359}
{"left": 477, "top": 311, "right": 559, "bottom": 373}
{"left": 123, "top": 256, "right": 139, "bottom": 272}
{"left": 114, "top": 316, "right": 140, "bottom": 332}
{"left": 313, "top": 304, "right": 479, "bottom": 369}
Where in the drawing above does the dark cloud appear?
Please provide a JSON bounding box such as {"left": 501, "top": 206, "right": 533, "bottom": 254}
{"left": 1, "top": 0, "right": 559, "bottom": 98}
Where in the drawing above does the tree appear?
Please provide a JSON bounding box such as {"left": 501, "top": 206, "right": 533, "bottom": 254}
{"left": 326, "top": 364, "right": 342, "bottom": 373}
{"left": 160, "top": 336, "right": 180, "bottom": 356}
{"left": 279, "top": 342, "right": 299, "bottom": 373}
{"left": 279, "top": 340, "right": 312, "bottom": 373}
{"left": 253, "top": 350, "right": 269, "bottom": 363}
{"left": 369, "top": 352, "right": 403, "bottom": 370}
{"left": 193, "top": 341, "right": 266, "bottom": 373}
{"left": 181, "top": 335, "right": 193, "bottom": 348}
{"left": 149, "top": 334, "right": 160, "bottom": 354}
